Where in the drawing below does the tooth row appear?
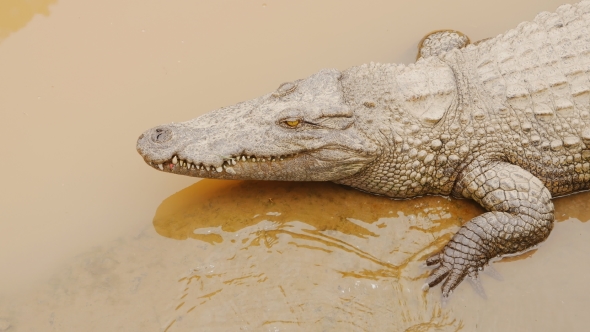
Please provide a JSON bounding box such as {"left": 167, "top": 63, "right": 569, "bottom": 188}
{"left": 231, "top": 154, "right": 295, "bottom": 163}
{"left": 154, "top": 153, "right": 296, "bottom": 173}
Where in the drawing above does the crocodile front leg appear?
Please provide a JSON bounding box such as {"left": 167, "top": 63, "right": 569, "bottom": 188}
{"left": 423, "top": 160, "right": 554, "bottom": 298}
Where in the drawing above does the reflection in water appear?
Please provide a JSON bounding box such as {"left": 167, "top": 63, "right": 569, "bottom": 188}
{"left": 154, "top": 180, "right": 484, "bottom": 241}
{"left": 0, "top": 0, "right": 57, "bottom": 41}
{"left": 154, "top": 180, "right": 485, "bottom": 331}
{"left": 154, "top": 180, "right": 590, "bottom": 331}
{"left": 1, "top": 180, "right": 589, "bottom": 331}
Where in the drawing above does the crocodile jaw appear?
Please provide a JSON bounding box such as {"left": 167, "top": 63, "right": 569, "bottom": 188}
{"left": 136, "top": 121, "right": 376, "bottom": 181}
{"left": 137, "top": 148, "right": 373, "bottom": 181}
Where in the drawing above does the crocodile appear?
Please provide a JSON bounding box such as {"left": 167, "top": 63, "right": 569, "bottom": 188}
{"left": 137, "top": 1, "right": 590, "bottom": 300}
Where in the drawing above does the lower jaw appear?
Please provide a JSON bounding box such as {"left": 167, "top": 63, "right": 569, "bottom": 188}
{"left": 149, "top": 160, "right": 298, "bottom": 181}
{"left": 145, "top": 154, "right": 364, "bottom": 181}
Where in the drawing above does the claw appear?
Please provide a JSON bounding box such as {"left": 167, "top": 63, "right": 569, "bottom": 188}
{"left": 467, "top": 275, "right": 487, "bottom": 299}
{"left": 483, "top": 263, "right": 503, "bottom": 281}
{"left": 441, "top": 294, "right": 450, "bottom": 307}
{"left": 442, "top": 269, "right": 466, "bottom": 297}
{"left": 425, "top": 265, "right": 451, "bottom": 288}
{"left": 426, "top": 253, "right": 441, "bottom": 266}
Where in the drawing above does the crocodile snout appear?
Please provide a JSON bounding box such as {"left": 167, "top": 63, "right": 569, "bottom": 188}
{"left": 137, "top": 125, "right": 183, "bottom": 163}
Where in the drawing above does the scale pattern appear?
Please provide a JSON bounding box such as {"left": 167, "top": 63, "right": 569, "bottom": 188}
{"left": 336, "top": 1, "right": 590, "bottom": 297}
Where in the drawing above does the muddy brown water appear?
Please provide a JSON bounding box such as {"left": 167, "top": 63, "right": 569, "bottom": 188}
{"left": 1, "top": 0, "right": 589, "bottom": 331}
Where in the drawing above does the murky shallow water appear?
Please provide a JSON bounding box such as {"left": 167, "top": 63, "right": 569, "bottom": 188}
{"left": 1, "top": 0, "right": 589, "bottom": 331}
{"left": 2, "top": 180, "right": 589, "bottom": 331}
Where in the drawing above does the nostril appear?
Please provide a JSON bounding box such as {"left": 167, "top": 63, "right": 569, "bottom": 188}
{"left": 151, "top": 127, "right": 173, "bottom": 143}
{"left": 138, "top": 134, "right": 145, "bottom": 139}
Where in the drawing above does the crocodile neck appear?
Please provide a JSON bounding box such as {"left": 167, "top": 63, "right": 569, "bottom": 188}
{"left": 335, "top": 56, "right": 476, "bottom": 198}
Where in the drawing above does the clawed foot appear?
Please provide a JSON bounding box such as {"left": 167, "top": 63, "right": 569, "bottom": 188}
{"left": 420, "top": 161, "right": 554, "bottom": 303}
{"left": 422, "top": 244, "right": 489, "bottom": 300}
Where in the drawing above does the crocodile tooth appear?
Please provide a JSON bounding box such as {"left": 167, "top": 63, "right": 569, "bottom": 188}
{"left": 261, "top": 158, "right": 266, "bottom": 162}
{"left": 216, "top": 166, "right": 223, "bottom": 172}
{"left": 226, "top": 167, "right": 236, "bottom": 174}
{"left": 231, "top": 159, "right": 236, "bottom": 165}
{"left": 271, "top": 157, "right": 275, "bottom": 162}
{"left": 241, "top": 156, "right": 246, "bottom": 161}
{"left": 172, "top": 156, "right": 178, "bottom": 164}
{"left": 158, "top": 164, "right": 164, "bottom": 170}
{"left": 252, "top": 157, "right": 257, "bottom": 162}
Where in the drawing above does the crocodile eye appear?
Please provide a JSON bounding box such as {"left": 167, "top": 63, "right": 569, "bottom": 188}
{"left": 284, "top": 119, "right": 300, "bottom": 127}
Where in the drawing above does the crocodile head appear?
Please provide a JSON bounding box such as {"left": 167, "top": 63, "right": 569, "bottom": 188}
{"left": 136, "top": 69, "right": 381, "bottom": 181}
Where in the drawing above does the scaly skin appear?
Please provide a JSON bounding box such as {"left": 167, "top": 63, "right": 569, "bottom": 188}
{"left": 137, "top": 1, "right": 590, "bottom": 300}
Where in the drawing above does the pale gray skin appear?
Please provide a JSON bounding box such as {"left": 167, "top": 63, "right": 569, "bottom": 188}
{"left": 137, "top": 1, "right": 590, "bottom": 300}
